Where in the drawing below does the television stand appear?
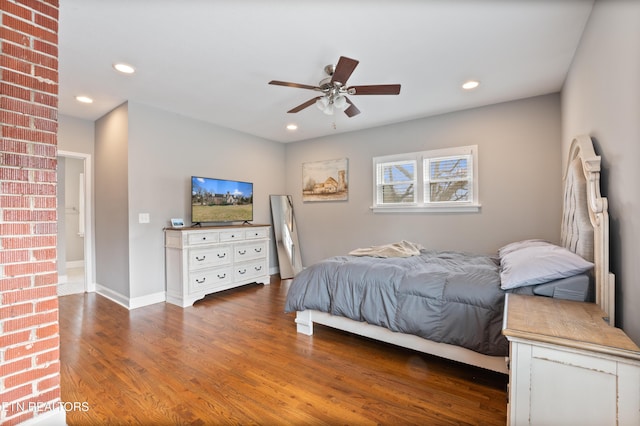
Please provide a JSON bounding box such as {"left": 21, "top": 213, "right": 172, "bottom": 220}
{"left": 164, "top": 224, "right": 271, "bottom": 307}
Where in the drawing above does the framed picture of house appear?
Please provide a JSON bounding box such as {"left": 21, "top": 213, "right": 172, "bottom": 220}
{"left": 302, "top": 158, "right": 348, "bottom": 202}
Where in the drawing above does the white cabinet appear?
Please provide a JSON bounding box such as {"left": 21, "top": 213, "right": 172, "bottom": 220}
{"left": 165, "top": 225, "right": 270, "bottom": 307}
{"left": 503, "top": 294, "right": 640, "bottom": 426}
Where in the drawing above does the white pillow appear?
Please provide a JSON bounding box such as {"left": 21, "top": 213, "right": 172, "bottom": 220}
{"left": 498, "top": 239, "right": 548, "bottom": 258}
{"left": 499, "top": 241, "right": 594, "bottom": 290}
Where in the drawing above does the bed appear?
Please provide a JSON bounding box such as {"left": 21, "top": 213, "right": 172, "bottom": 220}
{"left": 284, "top": 135, "right": 615, "bottom": 374}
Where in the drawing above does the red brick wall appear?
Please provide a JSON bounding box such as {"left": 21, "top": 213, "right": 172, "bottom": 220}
{"left": 1, "top": 1, "right": 61, "bottom": 425}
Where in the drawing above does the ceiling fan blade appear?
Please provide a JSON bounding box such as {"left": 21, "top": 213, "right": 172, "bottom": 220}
{"left": 349, "top": 84, "right": 401, "bottom": 95}
{"left": 344, "top": 98, "right": 360, "bottom": 117}
{"left": 287, "top": 97, "right": 321, "bottom": 113}
{"left": 331, "top": 56, "right": 359, "bottom": 85}
{"left": 269, "top": 80, "right": 320, "bottom": 91}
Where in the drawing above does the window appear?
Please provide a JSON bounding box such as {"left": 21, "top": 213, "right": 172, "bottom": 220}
{"left": 372, "top": 145, "right": 479, "bottom": 212}
{"left": 376, "top": 159, "right": 416, "bottom": 205}
{"left": 425, "top": 154, "right": 472, "bottom": 203}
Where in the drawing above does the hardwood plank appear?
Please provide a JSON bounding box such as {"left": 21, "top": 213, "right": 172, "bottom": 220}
{"left": 59, "top": 276, "right": 507, "bottom": 425}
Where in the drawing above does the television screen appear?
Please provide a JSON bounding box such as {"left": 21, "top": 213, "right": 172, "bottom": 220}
{"left": 191, "top": 176, "right": 253, "bottom": 224}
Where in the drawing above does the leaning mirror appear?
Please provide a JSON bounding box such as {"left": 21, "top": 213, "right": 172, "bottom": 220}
{"left": 270, "top": 195, "right": 303, "bottom": 279}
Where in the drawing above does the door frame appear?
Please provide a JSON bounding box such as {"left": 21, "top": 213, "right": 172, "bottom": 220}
{"left": 58, "top": 150, "right": 95, "bottom": 293}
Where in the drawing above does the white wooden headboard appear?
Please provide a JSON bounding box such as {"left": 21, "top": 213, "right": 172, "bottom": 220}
{"left": 561, "top": 135, "right": 615, "bottom": 325}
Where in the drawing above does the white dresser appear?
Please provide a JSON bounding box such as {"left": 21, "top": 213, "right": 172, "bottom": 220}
{"left": 164, "top": 225, "right": 271, "bottom": 307}
{"left": 503, "top": 294, "right": 640, "bottom": 426}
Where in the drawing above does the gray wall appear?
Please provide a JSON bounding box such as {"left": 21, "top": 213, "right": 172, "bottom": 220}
{"left": 285, "top": 94, "right": 562, "bottom": 266}
{"left": 96, "top": 102, "right": 286, "bottom": 303}
{"left": 58, "top": 115, "right": 95, "bottom": 155}
{"left": 95, "top": 103, "right": 130, "bottom": 298}
{"left": 562, "top": 0, "right": 640, "bottom": 343}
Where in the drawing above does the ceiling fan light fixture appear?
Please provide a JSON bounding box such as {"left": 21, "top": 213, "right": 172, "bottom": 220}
{"left": 333, "top": 95, "right": 347, "bottom": 109}
{"left": 316, "top": 96, "right": 329, "bottom": 111}
{"left": 270, "top": 56, "right": 400, "bottom": 118}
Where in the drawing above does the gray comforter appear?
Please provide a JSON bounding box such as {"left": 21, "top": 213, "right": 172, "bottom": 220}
{"left": 285, "top": 250, "right": 524, "bottom": 356}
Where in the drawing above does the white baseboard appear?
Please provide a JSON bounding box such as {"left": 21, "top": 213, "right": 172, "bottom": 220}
{"left": 129, "top": 291, "right": 166, "bottom": 309}
{"left": 66, "top": 260, "right": 84, "bottom": 269}
{"left": 95, "top": 284, "right": 129, "bottom": 309}
{"left": 95, "top": 284, "right": 166, "bottom": 310}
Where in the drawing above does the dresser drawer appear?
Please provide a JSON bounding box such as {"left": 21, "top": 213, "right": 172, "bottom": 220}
{"left": 234, "top": 241, "right": 267, "bottom": 262}
{"left": 189, "top": 266, "right": 233, "bottom": 293}
{"left": 188, "top": 246, "right": 231, "bottom": 270}
{"left": 220, "top": 230, "right": 244, "bottom": 242}
{"left": 245, "top": 227, "right": 269, "bottom": 239}
{"left": 187, "top": 231, "right": 219, "bottom": 245}
{"left": 234, "top": 259, "right": 267, "bottom": 281}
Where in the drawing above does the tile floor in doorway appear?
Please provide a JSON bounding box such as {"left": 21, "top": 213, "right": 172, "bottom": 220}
{"left": 57, "top": 267, "right": 85, "bottom": 296}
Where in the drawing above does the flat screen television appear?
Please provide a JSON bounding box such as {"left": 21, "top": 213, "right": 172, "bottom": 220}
{"left": 191, "top": 176, "right": 253, "bottom": 225}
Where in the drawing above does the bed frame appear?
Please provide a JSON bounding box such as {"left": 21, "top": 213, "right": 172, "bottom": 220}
{"left": 294, "top": 135, "right": 615, "bottom": 374}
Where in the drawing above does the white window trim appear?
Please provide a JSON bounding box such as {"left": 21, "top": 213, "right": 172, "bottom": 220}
{"left": 371, "top": 145, "right": 481, "bottom": 213}
{"left": 375, "top": 156, "right": 418, "bottom": 206}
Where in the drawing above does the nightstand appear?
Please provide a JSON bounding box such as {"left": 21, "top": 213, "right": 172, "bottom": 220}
{"left": 503, "top": 294, "right": 640, "bottom": 425}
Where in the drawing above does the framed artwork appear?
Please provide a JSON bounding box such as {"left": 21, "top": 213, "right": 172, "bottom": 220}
{"left": 302, "top": 158, "right": 348, "bottom": 202}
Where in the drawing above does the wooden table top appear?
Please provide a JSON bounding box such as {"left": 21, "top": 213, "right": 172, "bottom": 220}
{"left": 165, "top": 224, "right": 270, "bottom": 231}
{"left": 503, "top": 294, "right": 640, "bottom": 361}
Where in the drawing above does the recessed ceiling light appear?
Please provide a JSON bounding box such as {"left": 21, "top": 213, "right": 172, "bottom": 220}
{"left": 75, "top": 95, "right": 93, "bottom": 104}
{"left": 286, "top": 124, "right": 298, "bottom": 130}
{"left": 113, "top": 63, "right": 136, "bottom": 74}
{"left": 462, "top": 80, "right": 480, "bottom": 90}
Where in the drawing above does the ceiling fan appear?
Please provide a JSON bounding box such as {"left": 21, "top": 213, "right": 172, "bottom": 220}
{"left": 269, "top": 56, "right": 401, "bottom": 117}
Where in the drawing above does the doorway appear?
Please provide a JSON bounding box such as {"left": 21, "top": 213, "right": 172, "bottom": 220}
{"left": 57, "top": 151, "right": 94, "bottom": 295}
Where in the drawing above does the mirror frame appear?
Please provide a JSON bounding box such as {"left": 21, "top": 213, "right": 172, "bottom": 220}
{"left": 270, "top": 195, "right": 303, "bottom": 279}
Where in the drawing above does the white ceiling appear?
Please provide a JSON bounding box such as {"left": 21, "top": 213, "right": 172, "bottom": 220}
{"left": 58, "top": 0, "right": 594, "bottom": 143}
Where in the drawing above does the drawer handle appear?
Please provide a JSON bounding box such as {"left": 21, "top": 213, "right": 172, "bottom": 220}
{"left": 195, "top": 277, "right": 206, "bottom": 284}
{"left": 238, "top": 249, "right": 247, "bottom": 255}
{"left": 217, "top": 273, "right": 226, "bottom": 279}
{"left": 255, "top": 266, "right": 262, "bottom": 271}
{"left": 230, "top": 234, "right": 235, "bottom": 238}
{"left": 238, "top": 269, "right": 246, "bottom": 275}
{"left": 195, "top": 256, "right": 206, "bottom": 262}
{"left": 201, "top": 237, "right": 207, "bottom": 241}
{"left": 254, "top": 248, "right": 262, "bottom": 253}
{"left": 217, "top": 253, "right": 226, "bottom": 258}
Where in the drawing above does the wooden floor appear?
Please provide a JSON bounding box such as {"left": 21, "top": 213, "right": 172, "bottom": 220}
{"left": 59, "top": 276, "right": 507, "bottom": 425}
